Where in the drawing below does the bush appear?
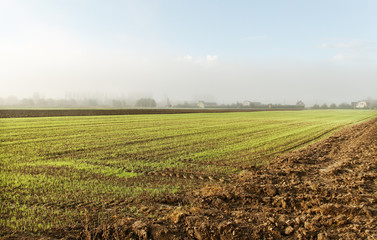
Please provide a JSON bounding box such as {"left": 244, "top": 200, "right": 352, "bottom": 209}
{"left": 135, "top": 98, "right": 157, "bottom": 108}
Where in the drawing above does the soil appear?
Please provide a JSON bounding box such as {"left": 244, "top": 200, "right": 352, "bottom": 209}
{"left": 2, "top": 118, "right": 377, "bottom": 239}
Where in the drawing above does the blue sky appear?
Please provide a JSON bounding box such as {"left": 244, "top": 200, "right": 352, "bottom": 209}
{"left": 1, "top": 0, "right": 377, "bottom": 105}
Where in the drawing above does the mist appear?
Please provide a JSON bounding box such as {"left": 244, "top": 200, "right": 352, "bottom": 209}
{"left": 2, "top": 51, "right": 375, "bottom": 106}
{"left": 1, "top": 1, "right": 377, "bottom": 107}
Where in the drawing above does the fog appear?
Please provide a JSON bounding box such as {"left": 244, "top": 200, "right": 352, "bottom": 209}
{"left": 2, "top": 51, "right": 376, "bottom": 106}
{"left": 1, "top": 1, "right": 377, "bottom": 107}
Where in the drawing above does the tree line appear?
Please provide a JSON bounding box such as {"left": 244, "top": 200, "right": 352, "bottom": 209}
{"left": 1, "top": 95, "right": 376, "bottom": 109}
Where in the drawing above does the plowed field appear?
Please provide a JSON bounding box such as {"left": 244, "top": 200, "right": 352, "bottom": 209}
{"left": 68, "top": 117, "right": 377, "bottom": 239}
{"left": 134, "top": 117, "right": 377, "bottom": 240}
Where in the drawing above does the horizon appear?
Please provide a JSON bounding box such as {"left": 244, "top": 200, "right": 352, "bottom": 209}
{"left": 1, "top": 92, "right": 374, "bottom": 109}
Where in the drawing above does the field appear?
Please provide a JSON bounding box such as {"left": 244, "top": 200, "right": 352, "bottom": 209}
{"left": 1, "top": 110, "right": 377, "bottom": 238}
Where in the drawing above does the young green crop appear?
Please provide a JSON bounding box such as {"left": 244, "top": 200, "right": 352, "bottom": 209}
{"left": 1, "top": 110, "right": 376, "bottom": 233}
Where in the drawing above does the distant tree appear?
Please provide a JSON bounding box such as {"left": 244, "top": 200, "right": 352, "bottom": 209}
{"left": 236, "top": 101, "right": 242, "bottom": 108}
{"left": 7, "top": 95, "right": 19, "bottom": 105}
{"left": 56, "top": 99, "right": 73, "bottom": 108}
{"left": 312, "top": 104, "right": 320, "bottom": 109}
{"left": 112, "top": 99, "right": 126, "bottom": 108}
{"left": 45, "top": 98, "right": 56, "bottom": 107}
{"left": 338, "top": 102, "right": 352, "bottom": 109}
{"left": 166, "top": 98, "right": 172, "bottom": 108}
{"left": 320, "top": 103, "right": 328, "bottom": 109}
{"left": 85, "top": 99, "right": 98, "bottom": 107}
{"left": 329, "top": 103, "right": 337, "bottom": 109}
{"left": 135, "top": 98, "right": 157, "bottom": 108}
{"left": 20, "top": 98, "right": 34, "bottom": 107}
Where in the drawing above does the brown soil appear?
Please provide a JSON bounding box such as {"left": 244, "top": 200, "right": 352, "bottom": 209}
{"left": 2, "top": 118, "right": 377, "bottom": 239}
{"left": 0, "top": 108, "right": 300, "bottom": 118}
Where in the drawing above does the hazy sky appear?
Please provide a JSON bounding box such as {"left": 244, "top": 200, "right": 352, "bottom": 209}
{"left": 1, "top": 0, "right": 377, "bottom": 105}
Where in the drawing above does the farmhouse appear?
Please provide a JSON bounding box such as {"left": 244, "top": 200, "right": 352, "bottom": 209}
{"left": 197, "top": 101, "right": 205, "bottom": 108}
{"left": 243, "top": 101, "right": 262, "bottom": 108}
{"left": 243, "top": 100, "right": 252, "bottom": 107}
{"left": 197, "top": 101, "right": 218, "bottom": 108}
{"left": 296, "top": 101, "right": 305, "bottom": 108}
{"left": 356, "top": 101, "right": 368, "bottom": 109}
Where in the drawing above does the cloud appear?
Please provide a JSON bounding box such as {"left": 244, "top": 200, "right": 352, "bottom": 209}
{"left": 176, "top": 55, "right": 193, "bottom": 62}
{"left": 318, "top": 39, "right": 377, "bottom": 62}
{"left": 183, "top": 55, "right": 193, "bottom": 61}
{"left": 206, "top": 55, "right": 218, "bottom": 63}
{"left": 334, "top": 42, "right": 360, "bottom": 49}
{"left": 177, "top": 54, "right": 219, "bottom": 64}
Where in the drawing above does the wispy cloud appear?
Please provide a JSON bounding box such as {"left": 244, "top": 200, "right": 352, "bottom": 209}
{"left": 318, "top": 40, "right": 365, "bottom": 49}
{"left": 334, "top": 42, "right": 360, "bottom": 49}
{"left": 177, "top": 54, "right": 219, "bottom": 64}
{"left": 318, "top": 39, "right": 377, "bottom": 62}
{"left": 183, "top": 55, "right": 193, "bottom": 61}
{"left": 206, "top": 55, "right": 218, "bottom": 63}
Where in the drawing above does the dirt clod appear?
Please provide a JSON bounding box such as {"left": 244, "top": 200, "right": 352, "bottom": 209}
{"left": 317, "top": 232, "right": 327, "bottom": 240}
{"left": 284, "top": 226, "right": 294, "bottom": 235}
{"left": 131, "top": 221, "right": 148, "bottom": 239}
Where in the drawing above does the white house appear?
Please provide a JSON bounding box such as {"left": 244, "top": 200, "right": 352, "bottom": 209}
{"left": 197, "top": 101, "right": 217, "bottom": 108}
{"left": 243, "top": 101, "right": 252, "bottom": 107}
{"left": 356, "top": 101, "right": 368, "bottom": 109}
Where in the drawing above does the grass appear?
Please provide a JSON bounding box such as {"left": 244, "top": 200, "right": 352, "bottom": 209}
{"left": 1, "top": 110, "right": 376, "bottom": 233}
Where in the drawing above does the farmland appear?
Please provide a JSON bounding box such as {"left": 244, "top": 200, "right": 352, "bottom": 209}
{"left": 1, "top": 110, "right": 377, "bottom": 237}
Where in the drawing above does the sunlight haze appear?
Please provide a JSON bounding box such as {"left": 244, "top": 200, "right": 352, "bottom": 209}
{"left": 1, "top": 0, "right": 377, "bottom": 106}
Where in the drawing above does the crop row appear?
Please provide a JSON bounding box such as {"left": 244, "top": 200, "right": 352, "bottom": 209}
{"left": 1, "top": 110, "right": 376, "bottom": 233}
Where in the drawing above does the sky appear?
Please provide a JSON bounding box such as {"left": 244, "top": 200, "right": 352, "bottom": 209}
{"left": 1, "top": 0, "right": 377, "bottom": 105}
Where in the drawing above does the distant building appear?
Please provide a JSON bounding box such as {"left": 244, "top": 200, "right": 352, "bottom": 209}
{"left": 243, "top": 100, "right": 252, "bottom": 107}
{"left": 197, "top": 101, "right": 217, "bottom": 108}
{"left": 198, "top": 101, "right": 205, "bottom": 108}
{"left": 356, "top": 101, "right": 368, "bottom": 109}
{"left": 296, "top": 101, "right": 305, "bottom": 108}
{"left": 242, "top": 101, "right": 262, "bottom": 108}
